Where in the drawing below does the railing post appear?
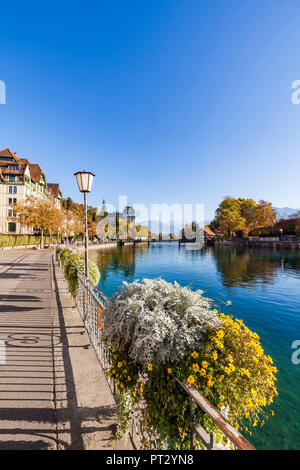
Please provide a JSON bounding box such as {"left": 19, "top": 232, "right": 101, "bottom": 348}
{"left": 209, "top": 431, "right": 216, "bottom": 450}
{"left": 190, "top": 396, "right": 195, "bottom": 450}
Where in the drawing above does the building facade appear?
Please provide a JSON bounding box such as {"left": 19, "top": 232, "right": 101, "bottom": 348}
{"left": 0, "top": 148, "right": 62, "bottom": 234}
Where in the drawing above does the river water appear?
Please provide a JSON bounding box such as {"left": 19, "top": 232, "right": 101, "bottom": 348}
{"left": 92, "top": 242, "right": 300, "bottom": 449}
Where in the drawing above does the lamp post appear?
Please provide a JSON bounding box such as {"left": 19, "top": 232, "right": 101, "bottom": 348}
{"left": 74, "top": 171, "right": 95, "bottom": 278}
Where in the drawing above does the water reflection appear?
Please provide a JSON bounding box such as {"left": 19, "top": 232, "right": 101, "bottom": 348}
{"left": 89, "top": 244, "right": 149, "bottom": 281}
{"left": 213, "top": 246, "right": 300, "bottom": 288}
{"left": 92, "top": 243, "right": 300, "bottom": 289}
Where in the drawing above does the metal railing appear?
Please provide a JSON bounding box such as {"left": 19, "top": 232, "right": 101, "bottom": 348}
{"left": 76, "top": 271, "right": 117, "bottom": 394}
{"left": 73, "top": 269, "right": 255, "bottom": 450}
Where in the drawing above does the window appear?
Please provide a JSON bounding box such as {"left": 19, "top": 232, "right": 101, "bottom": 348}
{"left": 8, "top": 222, "right": 16, "bottom": 233}
{"left": 0, "top": 157, "right": 13, "bottom": 161}
{"left": 9, "top": 176, "right": 15, "bottom": 182}
{"left": 8, "top": 165, "right": 18, "bottom": 170}
{"left": 8, "top": 210, "right": 12, "bottom": 217}
{"left": 9, "top": 186, "right": 12, "bottom": 193}
{"left": 13, "top": 186, "right": 17, "bottom": 194}
{"left": 8, "top": 198, "right": 17, "bottom": 206}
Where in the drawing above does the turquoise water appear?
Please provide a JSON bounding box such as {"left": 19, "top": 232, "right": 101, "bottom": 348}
{"left": 95, "top": 242, "right": 300, "bottom": 449}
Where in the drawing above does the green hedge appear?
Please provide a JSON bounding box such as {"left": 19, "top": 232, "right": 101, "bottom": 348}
{"left": 56, "top": 246, "right": 100, "bottom": 296}
{"left": 0, "top": 234, "right": 51, "bottom": 247}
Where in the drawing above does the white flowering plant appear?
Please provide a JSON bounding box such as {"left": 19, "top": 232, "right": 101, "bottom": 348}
{"left": 102, "top": 278, "right": 220, "bottom": 365}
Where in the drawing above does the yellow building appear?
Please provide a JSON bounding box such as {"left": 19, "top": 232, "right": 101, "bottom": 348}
{"left": 0, "top": 148, "right": 62, "bottom": 234}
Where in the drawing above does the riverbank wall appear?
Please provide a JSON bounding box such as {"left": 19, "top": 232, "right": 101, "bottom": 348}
{"left": 213, "top": 240, "right": 300, "bottom": 250}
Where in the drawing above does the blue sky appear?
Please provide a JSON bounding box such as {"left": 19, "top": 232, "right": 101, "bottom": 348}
{"left": 1, "top": 0, "right": 300, "bottom": 221}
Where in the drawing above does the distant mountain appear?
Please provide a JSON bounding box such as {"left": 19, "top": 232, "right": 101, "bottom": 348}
{"left": 274, "top": 207, "right": 300, "bottom": 220}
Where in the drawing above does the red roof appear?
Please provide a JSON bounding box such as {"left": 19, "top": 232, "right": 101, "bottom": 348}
{"left": 47, "top": 183, "right": 60, "bottom": 198}
{"left": 0, "top": 148, "right": 20, "bottom": 162}
{"left": 29, "top": 163, "right": 43, "bottom": 182}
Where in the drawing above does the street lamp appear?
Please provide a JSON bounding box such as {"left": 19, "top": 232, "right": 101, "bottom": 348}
{"left": 280, "top": 228, "right": 283, "bottom": 241}
{"left": 74, "top": 171, "right": 95, "bottom": 278}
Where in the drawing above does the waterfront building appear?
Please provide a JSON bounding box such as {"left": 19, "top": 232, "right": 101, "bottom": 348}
{"left": 0, "top": 148, "right": 62, "bottom": 234}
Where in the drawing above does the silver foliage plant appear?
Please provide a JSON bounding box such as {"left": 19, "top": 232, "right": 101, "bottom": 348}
{"left": 102, "top": 278, "right": 220, "bottom": 366}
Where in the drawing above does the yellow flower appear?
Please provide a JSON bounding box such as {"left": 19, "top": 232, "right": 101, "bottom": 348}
{"left": 202, "top": 361, "right": 208, "bottom": 369}
{"left": 127, "top": 376, "right": 131, "bottom": 381}
{"left": 118, "top": 362, "right": 123, "bottom": 368}
{"left": 192, "top": 363, "right": 200, "bottom": 373}
{"left": 167, "top": 368, "right": 172, "bottom": 374}
{"left": 187, "top": 375, "right": 196, "bottom": 386}
{"left": 216, "top": 330, "right": 225, "bottom": 339}
{"left": 147, "top": 363, "right": 153, "bottom": 371}
{"left": 214, "top": 309, "right": 218, "bottom": 313}
{"left": 200, "top": 368, "right": 206, "bottom": 376}
{"left": 212, "top": 350, "right": 218, "bottom": 361}
{"left": 218, "top": 375, "right": 224, "bottom": 382}
{"left": 240, "top": 368, "right": 251, "bottom": 378}
{"left": 207, "top": 376, "right": 215, "bottom": 387}
{"left": 191, "top": 351, "right": 199, "bottom": 359}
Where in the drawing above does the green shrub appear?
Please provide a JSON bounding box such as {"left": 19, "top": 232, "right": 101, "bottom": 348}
{"left": 58, "top": 247, "right": 100, "bottom": 296}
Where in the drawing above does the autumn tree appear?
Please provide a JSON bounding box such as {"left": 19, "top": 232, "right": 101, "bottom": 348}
{"left": 255, "top": 200, "right": 276, "bottom": 227}
{"left": 238, "top": 198, "right": 258, "bottom": 229}
{"left": 211, "top": 196, "right": 276, "bottom": 236}
{"left": 12, "top": 198, "right": 63, "bottom": 248}
{"left": 62, "top": 209, "right": 84, "bottom": 239}
{"left": 212, "top": 197, "right": 246, "bottom": 236}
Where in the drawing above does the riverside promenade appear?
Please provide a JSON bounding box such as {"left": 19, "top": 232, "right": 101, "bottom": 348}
{"left": 0, "top": 249, "right": 126, "bottom": 450}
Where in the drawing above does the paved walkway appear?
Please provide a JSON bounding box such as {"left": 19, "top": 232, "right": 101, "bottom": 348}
{"left": 0, "top": 250, "right": 129, "bottom": 450}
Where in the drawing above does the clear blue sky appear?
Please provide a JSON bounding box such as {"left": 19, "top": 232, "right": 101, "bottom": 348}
{"left": 1, "top": 0, "right": 300, "bottom": 221}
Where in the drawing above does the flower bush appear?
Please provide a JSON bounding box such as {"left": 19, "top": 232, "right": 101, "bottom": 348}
{"left": 56, "top": 245, "right": 78, "bottom": 266}
{"left": 176, "top": 313, "right": 278, "bottom": 436}
{"left": 102, "top": 278, "right": 278, "bottom": 449}
{"left": 57, "top": 246, "right": 100, "bottom": 296}
{"left": 102, "top": 278, "right": 220, "bottom": 365}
